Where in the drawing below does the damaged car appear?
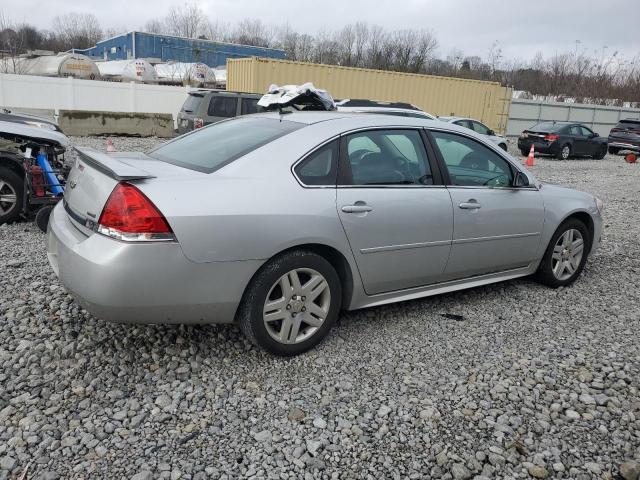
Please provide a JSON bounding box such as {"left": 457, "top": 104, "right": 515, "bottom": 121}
{"left": 0, "top": 120, "right": 69, "bottom": 230}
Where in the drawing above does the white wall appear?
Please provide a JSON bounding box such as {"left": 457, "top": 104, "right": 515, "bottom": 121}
{"left": 507, "top": 99, "right": 640, "bottom": 138}
{"left": 0, "top": 73, "right": 189, "bottom": 122}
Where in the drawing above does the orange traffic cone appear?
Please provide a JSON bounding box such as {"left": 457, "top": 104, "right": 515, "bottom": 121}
{"left": 106, "top": 138, "right": 115, "bottom": 153}
{"left": 525, "top": 144, "right": 535, "bottom": 167}
{"left": 624, "top": 152, "right": 637, "bottom": 164}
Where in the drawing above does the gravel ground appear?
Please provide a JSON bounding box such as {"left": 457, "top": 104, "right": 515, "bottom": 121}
{"left": 1, "top": 136, "right": 639, "bottom": 480}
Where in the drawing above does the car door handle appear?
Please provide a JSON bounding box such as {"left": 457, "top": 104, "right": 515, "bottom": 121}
{"left": 341, "top": 205, "right": 373, "bottom": 213}
{"left": 459, "top": 201, "right": 481, "bottom": 210}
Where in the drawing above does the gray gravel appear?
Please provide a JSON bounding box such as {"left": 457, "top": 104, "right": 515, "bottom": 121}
{"left": 1, "top": 136, "right": 639, "bottom": 479}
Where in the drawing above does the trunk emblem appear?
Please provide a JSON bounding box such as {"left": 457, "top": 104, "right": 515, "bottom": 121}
{"left": 69, "top": 180, "right": 77, "bottom": 189}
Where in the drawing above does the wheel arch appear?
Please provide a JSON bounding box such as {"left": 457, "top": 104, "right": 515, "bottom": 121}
{"left": 0, "top": 154, "right": 25, "bottom": 178}
{"left": 561, "top": 210, "right": 595, "bottom": 250}
{"left": 238, "top": 243, "right": 356, "bottom": 315}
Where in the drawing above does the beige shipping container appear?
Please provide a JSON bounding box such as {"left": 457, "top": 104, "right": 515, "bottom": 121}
{"left": 227, "top": 57, "right": 512, "bottom": 133}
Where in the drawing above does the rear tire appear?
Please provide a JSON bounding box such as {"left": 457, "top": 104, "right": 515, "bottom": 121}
{"left": 534, "top": 218, "right": 590, "bottom": 288}
{"left": 556, "top": 144, "right": 571, "bottom": 160}
{"left": 0, "top": 167, "right": 23, "bottom": 225}
{"left": 35, "top": 205, "right": 54, "bottom": 233}
{"left": 608, "top": 146, "right": 619, "bottom": 155}
{"left": 594, "top": 144, "right": 607, "bottom": 160}
{"left": 238, "top": 250, "right": 342, "bottom": 356}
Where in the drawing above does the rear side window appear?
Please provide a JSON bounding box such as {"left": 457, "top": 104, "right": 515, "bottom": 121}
{"left": 471, "top": 121, "right": 491, "bottom": 135}
{"left": 207, "top": 96, "right": 237, "bottom": 118}
{"left": 342, "top": 129, "right": 433, "bottom": 186}
{"left": 294, "top": 140, "right": 338, "bottom": 186}
{"left": 181, "top": 95, "right": 202, "bottom": 113}
{"left": 149, "top": 117, "right": 303, "bottom": 173}
{"left": 241, "top": 98, "right": 260, "bottom": 115}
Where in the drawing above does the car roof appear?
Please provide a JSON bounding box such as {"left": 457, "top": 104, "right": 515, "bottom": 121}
{"left": 248, "top": 111, "right": 481, "bottom": 135}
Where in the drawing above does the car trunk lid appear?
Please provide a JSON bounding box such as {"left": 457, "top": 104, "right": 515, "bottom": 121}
{"left": 64, "top": 147, "right": 190, "bottom": 235}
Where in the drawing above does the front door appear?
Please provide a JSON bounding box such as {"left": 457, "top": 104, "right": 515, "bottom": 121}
{"left": 336, "top": 129, "right": 453, "bottom": 295}
{"left": 428, "top": 129, "right": 545, "bottom": 279}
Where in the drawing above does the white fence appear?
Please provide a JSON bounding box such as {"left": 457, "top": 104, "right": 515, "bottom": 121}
{"left": 507, "top": 99, "right": 640, "bottom": 138}
{"left": 0, "top": 73, "right": 189, "bottom": 121}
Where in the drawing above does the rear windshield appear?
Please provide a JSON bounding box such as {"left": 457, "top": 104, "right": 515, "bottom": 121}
{"left": 529, "top": 122, "right": 564, "bottom": 132}
{"left": 148, "top": 117, "right": 303, "bottom": 173}
{"left": 616, "top": 119, "right": 640, "bottom": 129}
{"left": 181, "top": 94, "right": 203, "bottom": 113}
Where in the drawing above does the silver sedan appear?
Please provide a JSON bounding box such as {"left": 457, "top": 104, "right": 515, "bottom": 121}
{"left": 47, "top": 112, "right": 603, "bottom": 355}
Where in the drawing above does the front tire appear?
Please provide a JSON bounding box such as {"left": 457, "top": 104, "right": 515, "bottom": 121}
{"left": 238, "top": 250, "right": 342, "bottom": 356}
{"left": 534, "top": 219, "right": 590, "bottom": 288}
{"left": 0, "top": 167, "right": 23, "bottom": 225}
{"left": 594, "top": 144, "right": 607, "bottom": 160}
{"left": 556, "top": 144, "right": 571, "bottom": 160}
{"left": 608, "top": 146, "right": 619, "bottom": 155}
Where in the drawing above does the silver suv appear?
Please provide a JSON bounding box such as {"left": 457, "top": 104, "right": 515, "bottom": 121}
{"left": 177, "top": 90, "right": 262, "bottom": 134}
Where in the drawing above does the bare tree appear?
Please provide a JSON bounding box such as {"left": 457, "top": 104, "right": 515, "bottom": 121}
{"left": 0, "top": 12, "right": 27, "bottom": 73}
{"left": 52, "top": 13, "right": 102, "bottom": 50}
{"left": 164, "top": 2, "right": 204, "bottom": 38}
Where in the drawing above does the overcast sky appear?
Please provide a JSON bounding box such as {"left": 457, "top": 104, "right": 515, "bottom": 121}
{"left": 6, "top": 0, "right": 640, "bottom": 62}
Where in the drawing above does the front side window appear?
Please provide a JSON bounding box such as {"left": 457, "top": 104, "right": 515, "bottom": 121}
{"left": 580, "top": 126, "right": 594, "bottom": 137}
{"left": 149, "top": 117, "right": 303, "bottom": 173}
{"left": 207, "top": 96, "right": 237, "bottom": 118}
{"left": 471, "top": 121, "right": 491, "bottom": 135}
{"left": 294, "top": 140, "right": 338, "bottom": 186}
{"left": 431, "top": 130, "right": 513, "bottom": 187}
{"left": 342, "top": 129, "right": 433, "bottom": 186}
{"left": 455, "top": 120, "right": 472, "bottom": 130}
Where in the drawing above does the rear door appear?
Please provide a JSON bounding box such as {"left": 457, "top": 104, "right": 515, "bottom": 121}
{"left": 336, "top": 128, "right": 453, "bottom": 295}
{"left": 428, "top": 129, "right": 544, "bottom": 279}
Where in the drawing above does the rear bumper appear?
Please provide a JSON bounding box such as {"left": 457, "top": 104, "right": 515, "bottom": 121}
{"left": 46, "top": 203, "right": 262, "bottom": 324}
{"left": 517, "top": 138, "right": 558, "bottom": 155}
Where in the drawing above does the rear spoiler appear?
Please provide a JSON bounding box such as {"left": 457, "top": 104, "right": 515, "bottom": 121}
{"left": 74, "top": 147, "right": 156, "bottom": 181}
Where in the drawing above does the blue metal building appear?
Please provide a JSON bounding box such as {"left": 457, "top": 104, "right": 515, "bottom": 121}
{"left": 77, "top": 31, "right": 286, "bottom": 67}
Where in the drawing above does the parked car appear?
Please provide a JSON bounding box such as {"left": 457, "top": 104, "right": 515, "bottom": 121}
{"left": 176, "top": 90, "right": 262, "bottom": 134}
{"left": 607, "top": 118, "right": 640, "bottom": 154}
{"left": 518, "top": 121, "right": 608, "bottom": 160}
{"left": 47, "top": 113, "right": 603, "bottom": 355}
{"left": 336, "top": 99, "right": 436, "bottom": 119}
{"left": 438, "top": 116, "right": 507, "bottom": 151}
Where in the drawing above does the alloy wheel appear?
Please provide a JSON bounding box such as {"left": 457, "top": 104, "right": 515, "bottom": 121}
{"left": 0, "top": 180, "right": 18, "bottom": 216}
{"left": 551, "top": 228, "right": 584, "bottom": 281}
{"left": 561, "top": 146, "right": 570, "bottom": 159}
{"left": 263, "top": 268, "right": 331, "bottom": 345}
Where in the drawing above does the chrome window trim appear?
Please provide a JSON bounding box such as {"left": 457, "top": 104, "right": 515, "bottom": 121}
{"left": 425, "top": 127, "right": 539, "bottom": 191}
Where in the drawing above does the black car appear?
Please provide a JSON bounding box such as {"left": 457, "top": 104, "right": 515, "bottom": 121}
{"left": 518, "top": 121, "right": 608, "bottom": 160}
{"left": 607, "top": 119, "right": 640, "bottom": 155}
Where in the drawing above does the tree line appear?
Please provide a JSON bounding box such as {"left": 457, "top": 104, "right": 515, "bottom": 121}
{"left": 1, "top": 7, "right": 639, "bottom": 105}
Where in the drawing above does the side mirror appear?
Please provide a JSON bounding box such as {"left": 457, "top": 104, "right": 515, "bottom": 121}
{"left": 513, "top": 171, "right": 529, "bottom": 187}
{"left": 592, "top": 132, "right": 599, "bottom": 138}
{"left": 487, "top": 129, "right": 495, "bottom": 136}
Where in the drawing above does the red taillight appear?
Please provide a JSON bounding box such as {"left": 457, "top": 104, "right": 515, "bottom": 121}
{"left": 98, "top": 183, "right": 174, "bottom": 241}
{"left": 193, "top": 118, "right": 204, "bottom": 129}
{"left": 544, "top": 134, "right": 559, "bottom": 142}
{"left": 610, "top": 128, "right": 620, "bottom": 133}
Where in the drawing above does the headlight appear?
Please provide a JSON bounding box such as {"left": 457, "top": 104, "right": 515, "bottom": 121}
{"left": 595, "top": 197, "right": 604, "bottom": 214}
